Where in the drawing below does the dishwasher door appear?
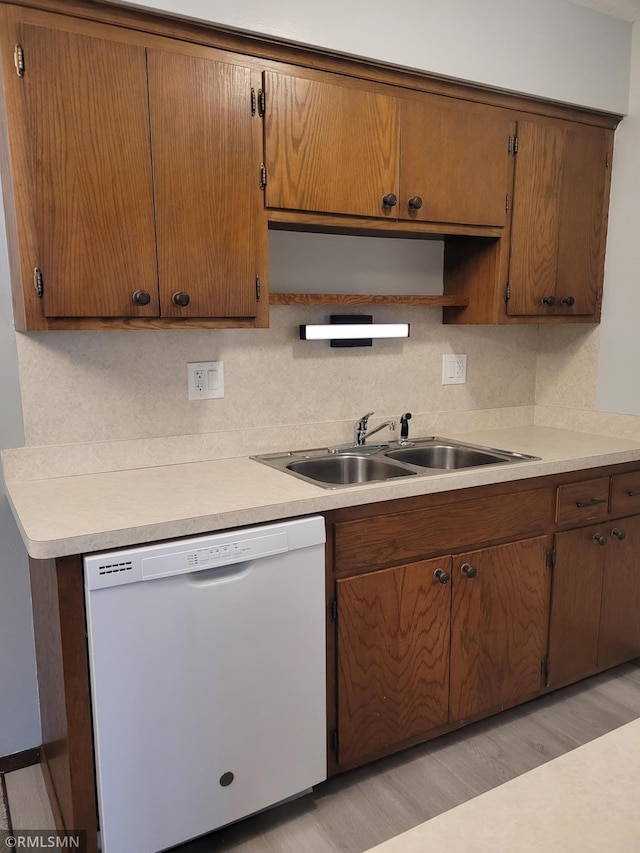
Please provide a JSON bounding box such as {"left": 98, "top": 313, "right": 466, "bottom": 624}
{"left": 84, "top": 516, "right": 326, "bottom": 853}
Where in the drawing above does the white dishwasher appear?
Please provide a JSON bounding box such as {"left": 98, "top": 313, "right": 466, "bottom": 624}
{"left": 84, "top": 516, "right": 327, "bottom": 853}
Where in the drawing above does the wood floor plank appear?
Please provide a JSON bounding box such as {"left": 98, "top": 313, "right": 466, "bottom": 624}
{"left": 5, "top": 765, "right": 56, "bottom": 831}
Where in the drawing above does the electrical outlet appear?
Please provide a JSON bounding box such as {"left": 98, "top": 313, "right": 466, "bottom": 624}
{"left": 442, "top": 354, "right": 467, "bottom": 385}
{"left": 187, "top": 362, "right": 224, "bottom": 400}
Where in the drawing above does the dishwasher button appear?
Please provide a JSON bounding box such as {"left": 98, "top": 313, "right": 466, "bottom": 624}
{"left": 196, "top": 549, "right": 209, "bottom": 563}
{"left": 220, "top": 544, "right": 231, "bottom": 557}
{"left": 209, "top": 547, "right": 220, "bottom": 560}
{"left": 231, "top": 543, "right": 242, "bottom": 555}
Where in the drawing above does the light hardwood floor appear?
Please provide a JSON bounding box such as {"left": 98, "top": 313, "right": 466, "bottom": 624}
{"left": 5, "top": 663, "right": 640, "bottom": 853}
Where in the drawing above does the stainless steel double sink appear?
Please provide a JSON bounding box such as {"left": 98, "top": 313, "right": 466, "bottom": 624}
{"left": 253, "top": 437, "right": 539, "bottom": 489}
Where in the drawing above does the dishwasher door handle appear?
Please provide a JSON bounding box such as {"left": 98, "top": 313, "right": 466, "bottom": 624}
{"left": 187, "top": 562, "right": 253, "bottom": 585}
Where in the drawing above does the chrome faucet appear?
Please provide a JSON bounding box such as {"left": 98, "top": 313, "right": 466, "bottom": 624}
{"left": 354, "top": 411, "right": 396, "bottom": 446}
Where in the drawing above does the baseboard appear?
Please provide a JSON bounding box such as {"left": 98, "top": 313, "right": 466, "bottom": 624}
{"left": 0, "top": 747, "right": 41, "bottom": 774}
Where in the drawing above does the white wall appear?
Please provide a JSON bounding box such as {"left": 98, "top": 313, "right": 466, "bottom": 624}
{"left": 0, "top": 204, "right": 40, "bottom": 756}
{"left": 596, "top": 21, "right": 640, "bottom": 414}
{"left": 115, "top": 0, "right": 631, "bottom": 113}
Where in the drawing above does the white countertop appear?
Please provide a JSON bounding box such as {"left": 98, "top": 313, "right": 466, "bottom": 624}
{"left": 5, "top": 426, "right": 640, "bottom": 559}
{"left": 366, "top": 716, "right": 640, "bottom": 853}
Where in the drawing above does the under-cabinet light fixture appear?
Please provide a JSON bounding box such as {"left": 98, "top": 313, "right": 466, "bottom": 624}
{"left": 300, "top": 315, "right": 410, "bottom": 348}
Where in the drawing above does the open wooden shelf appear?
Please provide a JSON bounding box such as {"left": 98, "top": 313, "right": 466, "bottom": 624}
{"left": 269, "top": 293, "right": 469, "bottom": 307}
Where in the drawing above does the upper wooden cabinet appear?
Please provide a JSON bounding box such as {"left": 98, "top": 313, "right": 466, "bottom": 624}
{"left": 17, "top": 24, "right": 159, "bottom": 320}
{"left": 0, "top": 9, "right": 267, "bottom": 330}
{"left": 264, "top": 70, "right": 514, "bottom": 228}
{"left": 507, "top": 119, "right": 613, "bottom": 318}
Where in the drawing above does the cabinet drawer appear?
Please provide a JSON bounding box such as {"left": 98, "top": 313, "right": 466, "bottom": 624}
{"left": 610, "top": 470, "right": 640, "bottom": 516}
{"left": 334, "top": 488, "right": 554, "bottom": 574}
{"left": 555, "top": 478, "right": 609, "bottom": 525}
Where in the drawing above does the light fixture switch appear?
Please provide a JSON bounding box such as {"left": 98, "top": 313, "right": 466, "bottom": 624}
{"left": 442, "top": 354, "right": 467, "bottom": 385}
{"left": 188, "top": 361, "right": 224, "bottom": 400}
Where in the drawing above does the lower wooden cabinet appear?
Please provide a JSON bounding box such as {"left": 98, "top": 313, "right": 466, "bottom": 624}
{"left": 334, "top": 537, "right": 550, "bottom": 767}
{"left": 336, "top": 557, "right": 451, "bottom": 766}
{"left": 547, "top": 514, "right": 640, "bottom": 687}
{"left": 450, "top": 538, "right": 550, "bottom": 722}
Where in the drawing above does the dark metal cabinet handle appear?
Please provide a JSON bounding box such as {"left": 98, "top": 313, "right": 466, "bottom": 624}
{"left": 381, "top": 193, "right": 397, "bottom": 208}
{"left": 541, "top": 295, "right": 556, "bottom": 307}
{"left": 560, "top": 295, "right": 575, "bottom": 307}
{"left": 576, "top": 498, "right": 607, "bottom": 508}
{"left": 172, "top": 291, "right": 190, "bottom": 307}
{"left": 433, "top": 568, "right": 450, "bottom": 585}
{"left": 592, "top": 533, "right": 607, "bottom": 546}
{"left": 611, "top": 528, "right": 626, "bottom": 540}
{"left": 132, "top": 289, "right": 151, "bottom": 306}
{"left": 628, "top": 489, "right": 640, "bottom": 497}
{"left": 407, "top": 196, "right": 423, "bottom": 210}
{"left": 460, "top": 563, "right": 477, "bottom": 579}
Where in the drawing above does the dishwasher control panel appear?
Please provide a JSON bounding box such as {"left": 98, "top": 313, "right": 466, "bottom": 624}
{"left": 84, "top": 517, "right": 325, "bottom": 591}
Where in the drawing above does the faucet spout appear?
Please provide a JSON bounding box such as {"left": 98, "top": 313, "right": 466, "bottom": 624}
{"left": 354, "top": 411, "right": 396, "bottom": 445}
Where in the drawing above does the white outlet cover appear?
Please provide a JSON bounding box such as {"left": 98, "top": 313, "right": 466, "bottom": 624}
{"left": 187, "top": 361, "right": 224, "bottom": 400}
{"left": 442, "top": 354, "right": 467, "bottom": 385}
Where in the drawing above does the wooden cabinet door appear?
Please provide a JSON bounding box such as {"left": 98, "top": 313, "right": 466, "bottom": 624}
{"left": 20, "top": 24, "right": 158, "bottom": 318}
{"left": 555, "top": 125, "right": 612, "bottom": 316}
{"left": 547, "top": 525, "right": 605, "bottom": 688}
{"left": 507, "top": 120, "right": 563, "bottom": 316}
{"left": 449, "top": 537, "right": 549, "bottom": 722}
{"left": 508, "top": 120, "right": 612, "bottom": 318}
{"left": 147, "top": 49, "right": 261, "bottom": 318}
{"left": 336, "top": 557, "right": 451, "bottom": 766}
{"left": 399, "top": 96, "right": 513, "bottom": 226}
{"left": 264, "top": 71, "right": 399, "bottom": 218}
{"left": 598, "top": 515, "right": 640, "bottom": 669}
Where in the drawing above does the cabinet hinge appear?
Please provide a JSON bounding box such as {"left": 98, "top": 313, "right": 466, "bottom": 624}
{"left": 257, "top": 88, "right": 266, "bottom": 117}
{"left": 14, "top": 44, "right": 24, "bottom": 77}
{"left": 596, "top": 286, "right": 602, "bottom": 304}
{"left": 505, "top": 193, "right": 510, "bottom": 212}
{"left": 541, "top": 656, "right": 549, "bottom": 686}
{"left": 330, "top": 728, "right": 339, "bottom": 752}
{"left": 250, "top": 87, "right": 256, "bottom": 116}
{"left": 255, "top": 276, "right": 261, "bottom": 302}
{"left": 259, "top": 163, "right": 267, "bottom": 191}
{"left": 605, "top": 152, "right": 610, "bottom": 168}
{"left": 504, "top": 282, "right": 511, "bottom": 302}
{"left": 329, "top": 596, "right": 338, "bottom": 622}
{"left": 546, "top": 548, "right": 555, "bottom": 570}
{"left": 508, "top": 135, "right": 518, "bottom": 155}
{"left": 33, "top": 267, "right": 43, "bottom": 298}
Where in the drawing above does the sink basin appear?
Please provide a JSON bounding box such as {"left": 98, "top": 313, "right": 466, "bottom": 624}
{"left": 252, "top": 436, "right": 539, "bottom": 488}
{"left": 286, "top": 454, "right": 416, "bottom": 486}
{"left": 385, "top": 444, "right": 509, "bottom": 470}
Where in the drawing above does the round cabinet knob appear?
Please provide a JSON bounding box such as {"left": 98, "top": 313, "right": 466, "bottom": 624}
{"left": 611, "top": 527, "right": 626, "bottom": 540}
{"left": 560, "top": 295, "right": 575, "bottom": 307}
{"left": 541, "top": 295, "right": 556, "bottom": 307}
{"left": 381, "top": 193, "right": 397, "bottom": 209}
{"left": 592, "top": 533, "right": 607, "bottom": 546}
{"left": 172, "top": 291, "right": 190, "bottom": 307}
{"left": 407, "top": 196, "right": 423, "bottom": 210}
{"left": 433, "top": 568, "right": 451, "bottom": 585}
{"left": 132, "top": 289, "right": 151, "bottom": 306}
{"left": 460, "top": 563, "right": 478, "bottom": 579}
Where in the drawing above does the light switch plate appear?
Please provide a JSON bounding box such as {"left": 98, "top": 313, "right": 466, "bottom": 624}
{"left": 187, "top": 361, "right": 224, "bottom": 400}
{"left": 442, "top": 354, "right": 467, "bottom": 385}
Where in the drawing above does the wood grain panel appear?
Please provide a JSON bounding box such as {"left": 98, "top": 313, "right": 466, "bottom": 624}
{"left": 449, "top": 537, "right": 549, "bottom": 722}
{"left": 334, "top": 488, "right": 554, "bottom": 574}
{"left": 264, "top": 71, "right": 399, "bottom": 218}
{"left": 21, "top": 24, "right": 158, "bottom": 318}
{"left": 148, "top": 48, "right": 260, "bottom": 318}
{"left": 508, "top": 120, "right": 563, "bottom": 316}
{"left": 399, "top": 96, "right": 513, "bottom": 226}
{"left": 610, "top": 470, "right": 640, "bottom": 516}
{"left": 597, "top": 514, "right": 640, "bottom": 669}
{"left": 556, "top": 477, "right": 610, "bottom": 526}
{"left": 336, "top": 558, "right": 451, "bottom": 766}
{"left": 29, "top": 557, "right": 98, "bottom": 851}
{"left": 555, "top": 126, "right": 612, "bottom": 316}
{"left": 547, "top": 526, "right": 604, "bottom": 688}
